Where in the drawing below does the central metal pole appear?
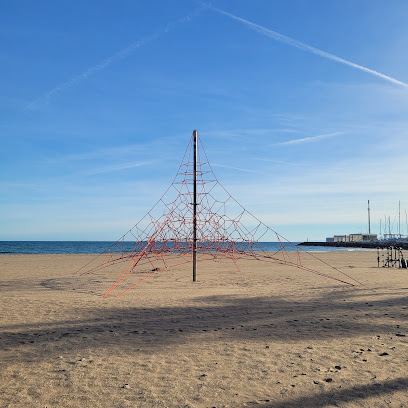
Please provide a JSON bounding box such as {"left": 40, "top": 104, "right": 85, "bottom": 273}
{"left": 192, "top": 130, "right": 197, "bottom": 282}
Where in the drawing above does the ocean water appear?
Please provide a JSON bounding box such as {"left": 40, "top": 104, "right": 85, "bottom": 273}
{"left": 0, "top": 241, "right": 364, "bottom": 255}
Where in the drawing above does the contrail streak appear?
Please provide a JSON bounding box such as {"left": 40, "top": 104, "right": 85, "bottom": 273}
{"left": 212, "top": 7, "right": 408, "bottom": 89}
{"left": 277, "top": 131, "right": 344, "bottom": 145}
{"left": 212, "top": 163, "right": 259, "bottom": 173}
{"left": 28, "top": 6, "right": 203, "bottom": 108}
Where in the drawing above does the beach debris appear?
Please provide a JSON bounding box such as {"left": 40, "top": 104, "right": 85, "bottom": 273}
{"left": 325, "top": 378, "right": 333, "bottom": 383}
{"left": 122, "top": 384, "right": 130, "bottom": 389}
{"left": 379, "top": 352, "right": 389, "bottom": 356}
{"left": 334, "top": 365, "right": 341, "bottom": 370}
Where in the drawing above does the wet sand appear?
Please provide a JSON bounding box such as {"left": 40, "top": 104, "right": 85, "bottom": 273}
{"left": 0, "top": 251, "right": 407, "bottom": 407}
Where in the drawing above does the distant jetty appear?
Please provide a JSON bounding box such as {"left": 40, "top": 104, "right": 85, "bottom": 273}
{"left": 299, "top": 241, "right": 408, "bottom": 250}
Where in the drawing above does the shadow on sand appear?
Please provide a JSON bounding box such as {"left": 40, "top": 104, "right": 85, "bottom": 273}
{"left": 246, "top": 377, "right": 408, "bottom": 407}
{"left": 1, "top": 288, "right": 406, "bottom": 361}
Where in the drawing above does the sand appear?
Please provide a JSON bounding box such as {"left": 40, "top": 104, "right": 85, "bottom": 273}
{"left": 0, "top": 251, "right": 407, "bottom": 407}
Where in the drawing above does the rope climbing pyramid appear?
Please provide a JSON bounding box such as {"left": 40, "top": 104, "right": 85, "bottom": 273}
{"left": 77, "top": 130, "right": 361, "bottom": 297}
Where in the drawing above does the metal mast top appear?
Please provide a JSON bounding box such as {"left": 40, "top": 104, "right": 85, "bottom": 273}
{"left": 368, "top": 200, "right": 371, "bottom": 235}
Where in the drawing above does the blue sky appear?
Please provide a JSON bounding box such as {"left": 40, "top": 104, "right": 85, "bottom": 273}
{"left": 1, "top": 0, "right": 408, "bottom": 241}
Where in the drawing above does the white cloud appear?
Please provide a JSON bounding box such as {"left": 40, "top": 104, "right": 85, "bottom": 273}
{"left": 53, "top": 143, "right": 148, "bottom": 162}
{"left": 85, "top": 161, "right": 153, "bottom": 175}
{"left": 202, "top": 128, "right": 302, "bottom": 140}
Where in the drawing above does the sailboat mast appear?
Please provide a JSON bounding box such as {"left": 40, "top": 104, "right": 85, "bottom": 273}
{"left": 406, "top": 209, "right": 408, "bottom": 237}
{"left": 399, "top": 200, "right": 401, "bottom": 238}
{"left": 405, "top": 210, "right": 408, "bottom": 238}
{"left": 368, "top": 200, "right": 371, "bottom": 235}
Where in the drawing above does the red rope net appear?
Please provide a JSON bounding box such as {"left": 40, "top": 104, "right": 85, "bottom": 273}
{"left": 76, "top": 131, "right": 361, "bottom": 297}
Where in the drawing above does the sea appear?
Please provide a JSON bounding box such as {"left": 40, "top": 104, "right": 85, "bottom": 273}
{"left": 0, "top": 241, "right": 365, "bottom": 255}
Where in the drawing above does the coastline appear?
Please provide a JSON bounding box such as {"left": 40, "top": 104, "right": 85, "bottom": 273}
{"left": 0, "top": 241, "right": 362, "bottom": 255}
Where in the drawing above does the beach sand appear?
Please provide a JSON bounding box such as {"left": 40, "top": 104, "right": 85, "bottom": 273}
{"left": 0, "top": 251, "right": 407, "bottom": 407}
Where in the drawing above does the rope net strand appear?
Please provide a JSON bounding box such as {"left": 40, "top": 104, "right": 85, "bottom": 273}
{"left": 76, "top": 131, "right": 361, "bottom": 297}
